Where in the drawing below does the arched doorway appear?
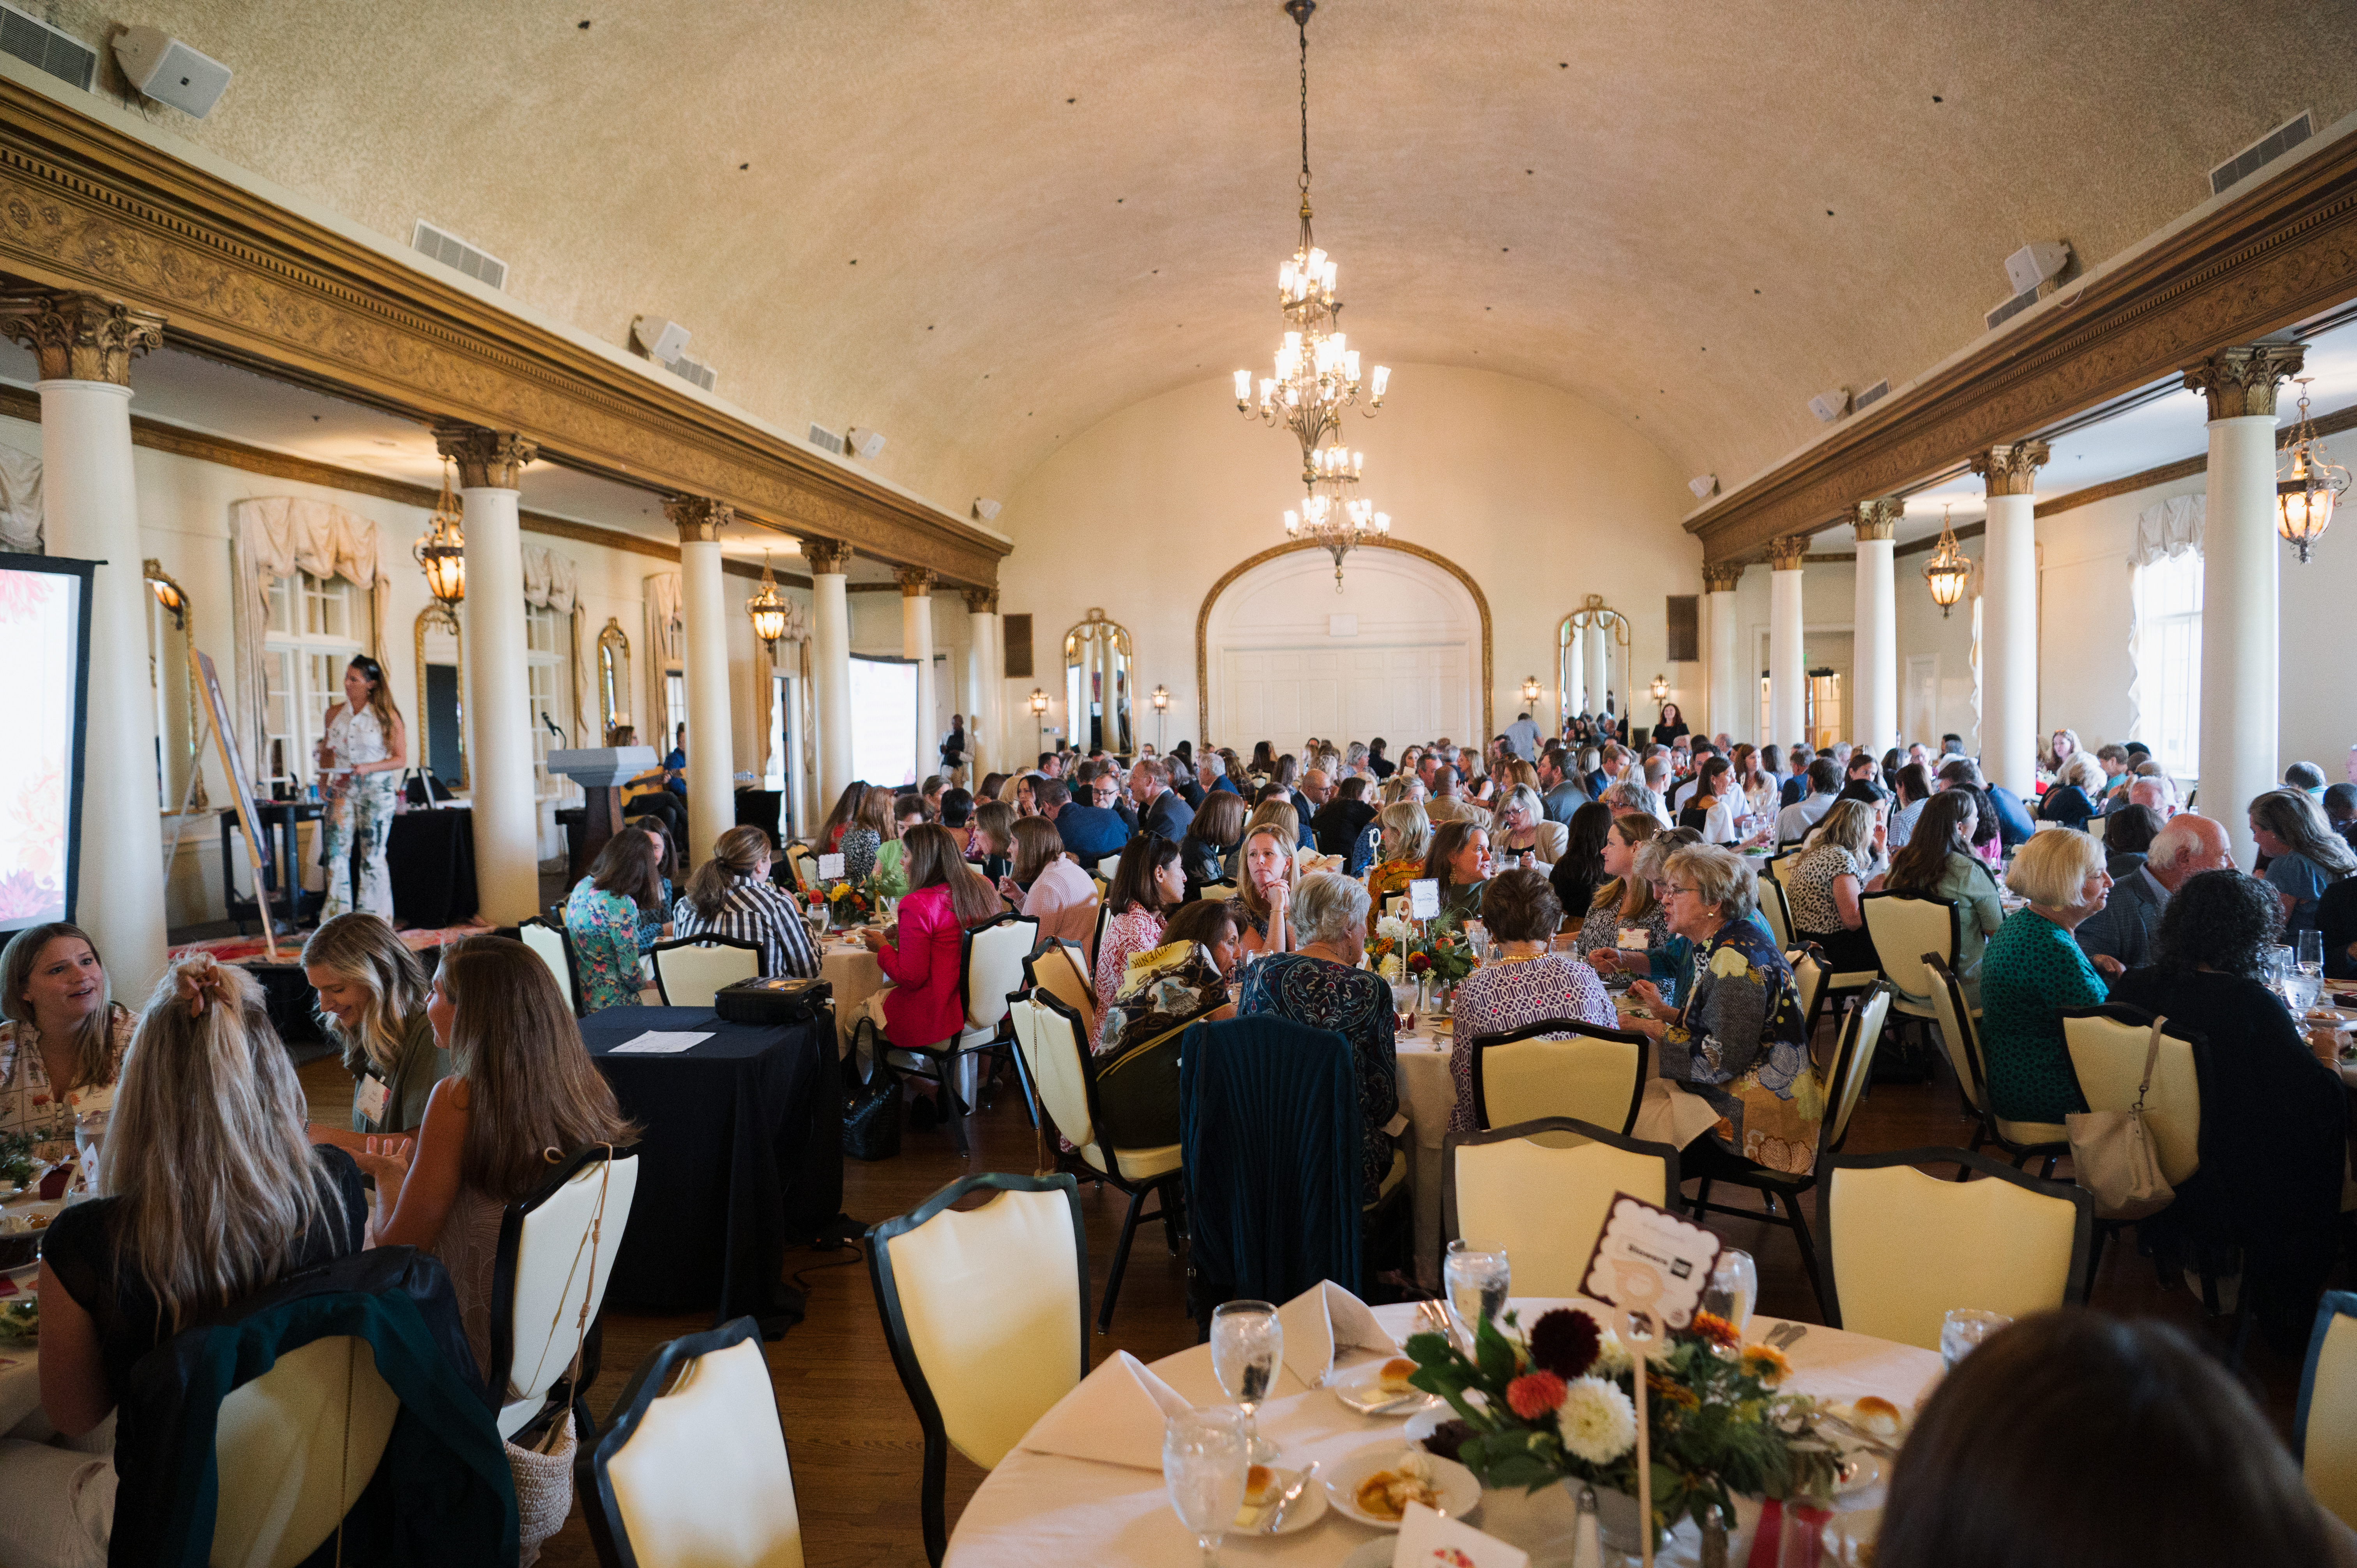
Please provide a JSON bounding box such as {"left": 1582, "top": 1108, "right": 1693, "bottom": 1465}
{"left": 1197, "top": 539, "right": 1492, "bottom": 751}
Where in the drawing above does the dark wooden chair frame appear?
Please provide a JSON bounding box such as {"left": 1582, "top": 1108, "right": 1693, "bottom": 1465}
{"left": 1924, "top": 950, "right": 2071, "bottom": 1176}
{"left": 889, "top": 911, "right": 1037, "bottom": 1156}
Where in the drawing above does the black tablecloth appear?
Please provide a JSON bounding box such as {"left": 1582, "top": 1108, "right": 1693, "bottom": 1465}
{"left": 388, "top": 807, "right": 478, "bottom": 927}
{"left": 581, "top": 1005, "right": 842, "bottom": 1336}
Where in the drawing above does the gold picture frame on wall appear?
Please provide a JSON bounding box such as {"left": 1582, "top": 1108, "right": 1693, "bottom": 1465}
{"left": 597, "top": 617, "right": 632, "bottom": 740}
{"left": 144, "top": 558, "right": 208, "bottom": 814}
{"left": 414, "top": 601, "right": 466, "bottom": 789}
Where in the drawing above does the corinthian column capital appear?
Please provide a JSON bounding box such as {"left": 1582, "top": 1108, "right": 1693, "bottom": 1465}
{"left": 433, "top": 425, "right": 538, "bottom": 489}
{"left": 1766, "top": 534, "right": 1810, "bottom": 571}
{"left": 1702, "top": 561, "right": 1745, "bottom": 593}
{"left": 1852, "top": 498, "right": 1903, "bottom": 542}
{"left": 895, "top": 566, "right": 938, "bottom": 598}
{"left": 0, "top": 290, "right": 164, "bottom": 385}
{"left": 1970, "top": 441, "right": 2051, "bottom": 498}
{"left": 2183, "top": 343, "right": 2306, "bottom": 420}
{"left": 962, "top": 588, "right": 999, "bottom": 614}
{"left": 664, "top": 495, "right": 733, "bottom": 542}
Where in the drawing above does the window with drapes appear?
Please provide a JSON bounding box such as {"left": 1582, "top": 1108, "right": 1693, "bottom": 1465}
{"left": 2127, "top": 493, "right": 2203, "bottom": 783}
{"left": 261, "top": 571, "right": 371, "bottom": 785}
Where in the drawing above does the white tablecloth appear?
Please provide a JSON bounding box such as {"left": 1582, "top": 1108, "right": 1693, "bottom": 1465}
{"left": 0, "top": 1345, "right": 39, "bottom": 1437}
{"left": 822, "top": 936, "right": 884, "bottom": 1056}
{"left": 947, "top": 1298, "right": 1941, "bottom": 1567}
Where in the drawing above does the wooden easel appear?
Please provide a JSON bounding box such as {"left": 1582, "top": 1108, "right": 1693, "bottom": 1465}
{"left": 192, "top": 649, "right": 277, "bottom": 961}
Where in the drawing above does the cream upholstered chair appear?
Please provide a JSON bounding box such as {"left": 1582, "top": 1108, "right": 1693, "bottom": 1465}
{"left": 1021, "top": 940, "right": 1095, "bottom": 1026}
{"left": 580, "top": 1316, "right": 804, "bottom": 1568}
{"left": 783, "top": 841, "right": 817, "bottom": 893}
{"left": 1924, "top": 952, "right": 2069, "bottom": 1172}
{"left": 1192, "top": 878, "right": 1240, "bottom": 902}
{"left": 1687, "top": 982, "right": 1893, "bottom": 1319}
{"left": 2059, "top": 1006, "right": 2202, "bottom": 1187}
{"left": 1443, "top": 1118, "right": 1679, "bottom": 1298}
{"left": 1008, "top": 992, "right": 1184, "bottom": 1332}
{"left": 2299, "top": 1292, "right": 2357, "bottom": 1530}
{"left": 1790, "top": 942, "right": 1829, "bottom": 1042}
{"left": 1467, "top": 1019, "right": 1647, "bottom": 1133}
{"left": 1860, "top": 891, "right": 1959, "bottom": 1021}
{"left": 488, "top": 1145, "right": 640, "bottom": 1440}
{"left": 212, "top": 1336, "right": 401, "bottom": 1568}
{"left": 868, "top": 1172, "right": 1088, "bottom": 1567}
{"left": 1096, "top": 853, "right": 1124, "bottom": 880}
{"left": 1820, "top": 1146, "right": 2094, "bottom": 1351}
{"left": 1756, "top": 876, "right": 1793, "bottom": 951}
{"left": 888, "top": 912, "right": 1039, "bottom": 1155}
{"left": 519, "top": 916, "right": 579, "bottom": 1015}
{"left": 649, "top": 934, "right": 761, "bottom": 1008}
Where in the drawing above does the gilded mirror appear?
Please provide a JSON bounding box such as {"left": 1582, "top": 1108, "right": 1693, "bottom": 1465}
{"left": 1064, "top": 607, "right": 1133, "bottom": 756}
{"left": 414, "top": 601, "right": 466, "bottom": 789}
{"left": 1557, "top": 595, "right": 1631, "bottom": 737}
{"left": 144, "top": 560, "right": 207, "bottom": 813}
{"left": 597, "top": 618, "right": 633, "bottom": 739}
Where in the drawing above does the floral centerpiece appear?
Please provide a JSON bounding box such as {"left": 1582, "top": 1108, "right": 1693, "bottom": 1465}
{"left": 1403, "top": 1306, "right": 1839, "bottom": 1549}
{"left": 806, "top": 879, "right": 875, "bottom": 929}
{"left": 1370, "top": 914, "right": 1479, "bottom": 995}
{"left": 0, "top": 1130, "right": 33, "bottom": 1192}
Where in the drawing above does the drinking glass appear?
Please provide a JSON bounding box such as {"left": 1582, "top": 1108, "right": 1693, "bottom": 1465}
{"left": 1701, "top": 1248, "right": 1758, "bottom": 1337}
{"left": 1163, "top": 1407, "right": 1250, "bottom": 1568}
{"left": 1444, "top": 1238, "right": 1511, "bottom": 1345}
{"left": 2299, "top": 931, "right": 2326, "bottom": 978}
{"left": 1940, "top": 1308, "right": 2012, "bottom": 1370}
{"left": 1209, "top": 1300, "right": 1284, "bottom": 1464}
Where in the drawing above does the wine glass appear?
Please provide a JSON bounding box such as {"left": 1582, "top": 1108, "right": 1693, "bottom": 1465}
{"left": 1163, "top": 1407, "right": 1249, "bottom": 1568}
{"left": 1209, "top": 1300, "right": 1284, "bottom": 1464}
{"left": 1940, "top": 1308, "right": 2012, "bottom": 1370}
{"left": 1701, "top": 1248, "right": 1758, "bottom": 1337}
{"left": 1444, "top": 1238, "right": 1511, "bottom": 1345}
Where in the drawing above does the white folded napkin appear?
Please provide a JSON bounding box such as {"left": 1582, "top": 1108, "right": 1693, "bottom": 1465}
{"left": 1277, "top": 1278, "right": 1396, "bottom": 1390}
{"left": 1018, "top": 1350, "right": 1193, "bottom": 1471}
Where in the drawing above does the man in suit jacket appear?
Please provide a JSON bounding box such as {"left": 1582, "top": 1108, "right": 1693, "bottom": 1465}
{"left": 1043, "top": 775, "right": 1131, "bottom": 864}
{"left": 1538, "top": 748, "right": 1589, "bottom": 824}
{"left": 1130, "top": 757, "right": 1194, "bottom": 843}
{"left": 2075, "top": 813, "right": 2233, "bottom": 969}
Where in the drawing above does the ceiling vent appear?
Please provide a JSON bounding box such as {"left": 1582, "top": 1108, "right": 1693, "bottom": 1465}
{"left": 410, "top": 220, "right": 507, "bottom": 291}
{"left": 2211, "top": 112, "right": 2312, "bottom": 197}
{"left": 664, "top": 354, "right": 716, "bottom": 394}
{"left": 1984, "top": 283, "right": 2042, "bottom": 333}
{"left": 0, "top": 4, "right": 95, "bottom": 91}
{"left": 807, "top": 423, "right": 846, "bottom": 456}
{"left": 1852, "top": 378, "right": 1892, "bottom": 413}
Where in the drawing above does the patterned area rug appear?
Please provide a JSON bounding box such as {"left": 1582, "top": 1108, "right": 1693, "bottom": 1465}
{"left": 167, "top": 920, "right": 495, "bottom": 966}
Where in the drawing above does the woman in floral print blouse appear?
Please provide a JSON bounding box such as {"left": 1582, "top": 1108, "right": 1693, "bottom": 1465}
{"left": 0, "top": 922, "right": 135, "bottom": 1176}
{"left": 1623, "top": 844, "right": 1820, "bottom": 1174}
{"left": 563, "top": 826, "right": 665, "bottom": 1012}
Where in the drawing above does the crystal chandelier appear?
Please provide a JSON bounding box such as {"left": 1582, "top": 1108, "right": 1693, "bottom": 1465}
{"left": 412, "top": 458, "right": 466, "bottom": 606}
{"left": 1235, "top": 0, "right": 1392, "bottom": 585}
{"left": 1923, "top": 503, "right": 1972, "bottom": 617}
{"left": 746, "top": 549, "right": 791, "bottom": 652}
{"left": 2277, "top": 377, "right": 2346, "bottom": 564}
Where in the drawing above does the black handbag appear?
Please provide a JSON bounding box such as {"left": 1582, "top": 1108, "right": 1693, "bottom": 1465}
{"left": 842, "top": 1017, "right": 902, "bottom": 1161}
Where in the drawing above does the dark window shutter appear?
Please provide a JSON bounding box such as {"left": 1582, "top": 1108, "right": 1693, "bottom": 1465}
{"left": 1003, "top": 613, "right": 1034, "bottom": 679}
{"left": 1666, "top": 596, "right": 1699, "bottom": 663}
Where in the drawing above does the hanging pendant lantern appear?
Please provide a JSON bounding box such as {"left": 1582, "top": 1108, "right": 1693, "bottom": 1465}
{"left": 1923, "top": 504, "right": 1972, "bottom": 617}
{"left": 2276, "top": 378, "right": 2347, "bottom": 565}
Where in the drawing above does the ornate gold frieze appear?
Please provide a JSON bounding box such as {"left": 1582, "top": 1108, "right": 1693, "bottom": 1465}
{"left": 2183, "top": 343, "right": 2306, "bottom": 420}
{"left": 0, "top": 288, "right": 163, "bottom": 384}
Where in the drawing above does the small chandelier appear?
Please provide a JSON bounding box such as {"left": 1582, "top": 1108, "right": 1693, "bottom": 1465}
{"left": 413, "top": 458, "right": 466, "bottom": 606}
{"left": 746, "top": 549, "right": 790, "bottom": 652}
{"left": 2277, "top": 377, "right": 2346, "bottom": 565}
{"left": 1923, "top": 503, "right": 1972, "bottom": 617}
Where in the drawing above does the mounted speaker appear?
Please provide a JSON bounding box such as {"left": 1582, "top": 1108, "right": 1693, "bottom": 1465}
{"left": 113, "top": 26, "right": 230, "bottom": 118}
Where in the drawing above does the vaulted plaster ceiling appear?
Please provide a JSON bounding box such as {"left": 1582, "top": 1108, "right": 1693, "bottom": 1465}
{"left": 45, "top": 0, "right": 2357, "bottom": 526}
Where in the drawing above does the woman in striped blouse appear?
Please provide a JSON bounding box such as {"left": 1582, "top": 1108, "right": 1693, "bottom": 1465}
{"left": 673, "top": 825, "right": 821, "bottom": 978}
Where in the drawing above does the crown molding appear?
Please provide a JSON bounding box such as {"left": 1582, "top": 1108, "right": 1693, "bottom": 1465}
{"left": 1688, "top": 121, "right": 2357, "bottom": 562}
{"left": 0, "top": 78, "right": 1005, "bottom": 586}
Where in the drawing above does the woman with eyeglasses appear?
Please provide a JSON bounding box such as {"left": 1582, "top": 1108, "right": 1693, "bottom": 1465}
{"left": 315, "top": 654, "right": 408, "bottom": 922}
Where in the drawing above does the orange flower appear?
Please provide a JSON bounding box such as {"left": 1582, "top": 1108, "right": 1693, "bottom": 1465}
{"left": 1647, "top": 1372, "right": 1700, "bottom": 1411}
{"left": 1689, "top": 1311, "right": 1740, "bottom": 1349}
{"left": 1505, "top": 1371, "right": 1567, "bottom": 1420}
{"left": 1741, "top": 1343, "right": 1791, "bottom": 1385}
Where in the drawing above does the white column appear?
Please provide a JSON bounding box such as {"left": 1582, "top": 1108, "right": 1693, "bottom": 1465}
{"left": 1584, "top": 621, "right": 1609, "bottom": 724}
{"left": 1971, "top": 442, "right": 2048, "bottom": 798}
{"left": 436, "top": 427, "right": 541, "bottom": 923}
{"left": 1703, "top": 562, "right": 1742, "bottom": 745}
{"left": 1, "top": 293, "right": 168, "bottom": 991}
{"left": 963, "top": 589, "right": 1000, "bottom": 781}
{"left": 1768, "top": 537, "right": 1807, "bottom": 749}
{"left": 1853, "top": 499, "right": 1900, "bottom": 756}
{"left": 898, "top": 568, "right": 936, "bottom": 777}
{"left": 2188, "top": 345, "right": 2302, "bottom": 865}
{"left": 805, "top": 539, "right": 854, "bottom": 811}
{"left": 668, "top": 497, "right": 736, "bottom": 862}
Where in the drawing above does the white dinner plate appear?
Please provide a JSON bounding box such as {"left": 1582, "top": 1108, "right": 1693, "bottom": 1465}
{"left": 1324, "top": 1442, "right": 1482, "bottom": 1531}
{"left": 1833, "top": 1449, "right": 1883, "bottom": 1496}
{"left": 1330, "top": 1358, "right": 1440, "bottom": 1416}
{"left": 1229, "top": 1466, "right": 1328, "bottom": 1535}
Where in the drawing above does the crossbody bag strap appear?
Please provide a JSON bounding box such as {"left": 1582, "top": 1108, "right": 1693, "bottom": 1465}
{"left": 2133, "top": 1016, "right": 2167, "bottom": 1114}
{"left": 530, "top": 1142, "right": 614, "bottom": 1454}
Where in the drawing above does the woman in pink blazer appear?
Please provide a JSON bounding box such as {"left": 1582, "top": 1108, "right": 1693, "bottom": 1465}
{"left": 1004, "top": 818, "right": 1100, "bottom": 964}
{"left": 859, "top": 826, "right": 980, "bottom": 1049}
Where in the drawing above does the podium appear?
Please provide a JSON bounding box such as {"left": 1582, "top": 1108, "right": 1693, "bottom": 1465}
{"left": 547, "top": 747, "right": 659, "bottom": 869}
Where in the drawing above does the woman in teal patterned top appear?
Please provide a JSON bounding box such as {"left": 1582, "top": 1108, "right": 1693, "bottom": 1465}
{"left": 1977, "top": 829, "right": 2124, "bottom": 1124}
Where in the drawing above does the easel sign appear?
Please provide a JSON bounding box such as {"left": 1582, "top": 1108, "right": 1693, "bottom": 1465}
{"left": 1578, "top": 1193, "right": 1723, "bottom": 1568}
{"left": 192, "top": 649, "right": 277, "bottom": 961}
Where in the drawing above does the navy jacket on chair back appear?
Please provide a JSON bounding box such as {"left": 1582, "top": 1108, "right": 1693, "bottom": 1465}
{"left": 1179, "top": 1015, "right": 1361, "bottom": 1331}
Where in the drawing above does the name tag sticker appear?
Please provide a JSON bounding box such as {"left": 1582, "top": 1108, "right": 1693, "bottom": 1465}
{"left": 355, "top": 1072, "right": 391, "bottom": 1127}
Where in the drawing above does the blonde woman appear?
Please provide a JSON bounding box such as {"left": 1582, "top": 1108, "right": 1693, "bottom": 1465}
{"left": 1236, "top": 821, "right": 1299, "bottom": 958}
{"left": 1573, "top": 812, "right": 1668, "bottom": 966}
{"left": 315, "top": 653, "right": 408, "bottom": 922}
{"left": 0, "top": 921, "right": 134, "bottom": 1173}
{"left": 1365, "top": 799, "right": 1434, "bottom": 931}
{"left": 1785, "top": 799, "right": 1884, "bottom": 973}
{"left": 674, "top": 825, "right": 821, "bottom": 978}
{"left": 372, "top": 936, "right": 637, "bottom": 1378}
{"left": 1493, "top": 784, "right": 1569, "bottom": 868}
{"left": 12, "top": 957, "right": 368, "bottom": 1566}
{"left": 301, "top": 913, "right": 442, "bottom": 1146}
{"left": 2037, "top": 752, "right": 2106, "bottom": 830}
{"left": 1979, "top": 829, "right": 2118, "bottom": 1125}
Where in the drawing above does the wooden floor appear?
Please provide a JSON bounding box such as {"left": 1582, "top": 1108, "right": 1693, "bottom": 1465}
{"left": 299, "top": 1032, "right": 2317, "bottom": 1568}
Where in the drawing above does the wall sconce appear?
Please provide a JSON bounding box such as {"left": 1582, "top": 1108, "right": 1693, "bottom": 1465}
{"left": 1028, "top": 686, "right": 1049, "bottom": 751}
{"left": 1520, "top": 675, "right": 1542, "bottom": 705}
{"left": 1649, "top": 673, "right": 1670, "bottom": 703}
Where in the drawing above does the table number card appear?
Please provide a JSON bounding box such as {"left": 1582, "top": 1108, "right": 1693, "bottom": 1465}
{"left": 816, "top": 852, "right": 845, "bottom": 879}
{"left": 1408, "top": 878, "right": 1440, "bottom": 920}
{"left": 1396, "top": 1501, "right": 1529, "bottom": 1568}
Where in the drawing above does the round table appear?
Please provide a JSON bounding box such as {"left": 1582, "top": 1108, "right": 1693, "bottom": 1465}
{"left": 820, "top": 934, "right": 884, "bottom": 1056}
{"left": 948, "top": 1298, "right": 1940, "bottom": 1566}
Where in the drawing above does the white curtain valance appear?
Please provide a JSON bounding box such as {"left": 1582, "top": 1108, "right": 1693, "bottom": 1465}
{"left": 0, "top": 440, "right": 41, "bottom": 553}
{"left": 230, "top": 497, "right": 392, "bottom": 781}
{"left": 2129, "top": 493, "right": 2204, "bottom": 567}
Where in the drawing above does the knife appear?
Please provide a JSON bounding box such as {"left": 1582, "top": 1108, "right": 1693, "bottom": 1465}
{"left": 1258, "top": 1461, "right": 1320, "bottom": 1533}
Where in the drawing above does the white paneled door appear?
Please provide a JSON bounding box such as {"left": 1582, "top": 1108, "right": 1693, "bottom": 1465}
{"left": 1222, "top": 645, "right": 1469, "bottom": 744}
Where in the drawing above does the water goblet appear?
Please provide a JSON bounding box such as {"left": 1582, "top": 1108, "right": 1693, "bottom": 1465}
{"left": 1701, "top": 1247, "right": 1758, "bottom": 1337}
{"left": 1940, "top": 1307, "right": 2012, "bottom": 1370}
{"left": 2299, "top": 930, "right": 2325, "bottom": 978}
{"left": 1443, "top": 1238, "right": 1511, "bottom": 1346}
{"left": 1209, "top": 1300, "right": 1284, "bottom": 1464}
{"left": 1163, "top": 1407, "right": 1250, "bottom": 1568}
